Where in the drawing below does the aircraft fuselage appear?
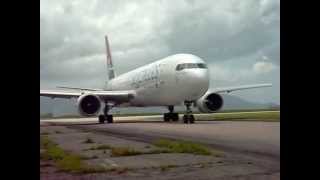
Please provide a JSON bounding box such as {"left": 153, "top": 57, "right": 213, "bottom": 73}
{"left": 106, "top": 54, "right": 209, "bottom": 106}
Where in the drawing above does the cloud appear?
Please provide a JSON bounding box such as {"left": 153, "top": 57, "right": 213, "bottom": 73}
{"left": 253, "top": 61, "right": 277, "bottom": 74}
{"left": 40, "top": 0, "right": 280, "bottom": 104}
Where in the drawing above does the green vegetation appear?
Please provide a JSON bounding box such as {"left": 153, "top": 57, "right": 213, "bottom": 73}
{"left": 110, "top": 147, "right": 142, "bottom": 157}
{"left": 153, "top": 139, "right": 221, "bottom": 156}
{"left": 146, "top": 149, "right": 171, "bottom": 154}
{"left": 197, "top": 111, "right": 280, "bottom": 122}
{"left": 83, "top": 140, "right": 220, "bottom": 157}
{"left": 40, "top": 136, "right": 105, "bottom": 173}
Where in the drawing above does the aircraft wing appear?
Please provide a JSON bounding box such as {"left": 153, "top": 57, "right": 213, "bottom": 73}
{"left": 56, "top": 86, "right": 103, "bottom": 91}
{"left": 212, "top": 83, "right": 272, "bottom": 93}
{"left": 40, "top": 90, "right": 136, "bottom": 103}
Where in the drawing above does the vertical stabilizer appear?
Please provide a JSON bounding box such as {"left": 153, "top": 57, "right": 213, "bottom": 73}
{"left": 105, "top": 36, "right": 115, "bottom": 80}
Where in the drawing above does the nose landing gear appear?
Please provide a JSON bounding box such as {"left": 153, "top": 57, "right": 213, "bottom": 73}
{"left": 163, "top": 105, "right": 179, "bottom": 122}
{"left": 183, "top": 101, "right": 195, "bottom": 124}
{"left": 163, "top": 103, "right": 195, "bottom": 124}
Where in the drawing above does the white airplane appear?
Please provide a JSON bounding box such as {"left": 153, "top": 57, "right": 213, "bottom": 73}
{"left": 40, "top": 36, "right": 272, "bottom": 124}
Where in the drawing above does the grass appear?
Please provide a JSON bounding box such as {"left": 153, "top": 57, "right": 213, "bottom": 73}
{"left": 153, "top": 139, "right": 220, "bottom": 156}
{"left": 146, "top": 149, "right": 171, "bottom": 154}
{"left": 83, "top": 140, "right": 220, "bottom": 157}
{"left": 197, "top": 111, "right": 280, "bottom": 122}
{"left": 110, "top": 147, "right": 142, "bottom": 157}
{"left": 40, "top": 136, "right": 105, "bottom": 173}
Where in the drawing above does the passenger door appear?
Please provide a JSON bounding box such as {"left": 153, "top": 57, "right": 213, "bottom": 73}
{"left": 157, "top": 62, "right": 170, "bottom": 88}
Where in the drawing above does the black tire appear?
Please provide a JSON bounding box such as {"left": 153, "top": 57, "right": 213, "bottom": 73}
{"left": 164, "top": 113, "right": 170, "bottom": 122}
{"left": 172, "top": 113, "right": 179, "bottom": 122}
{"left": 107, "top": 115, "right": 113, "bottom": 123}
{"left": 189, "top": 115, "right": 195, "bottom": 124}
{"left": 98, "top": 115, "right": 105, "bottom": 124}
{"left": 183, "top": 115, "right": 189, "bottom": 124}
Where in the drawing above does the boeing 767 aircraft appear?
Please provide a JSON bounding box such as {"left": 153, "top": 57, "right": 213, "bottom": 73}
{"left": 40, "top": 36, "right": 272, "bottom": 124}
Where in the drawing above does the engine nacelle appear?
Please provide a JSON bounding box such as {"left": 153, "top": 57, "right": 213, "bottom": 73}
{"left": 77, "top": 94, "right": 101, "bottom": 116}
{"left": 196, "top": 93, "right": 223, "bottom": 113}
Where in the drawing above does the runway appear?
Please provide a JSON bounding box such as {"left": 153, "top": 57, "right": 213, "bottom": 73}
{"left": 40, "top": 110, "right": 280, "bottom": 123}
{"left": 40, "top": 114, "right": 280, "bottom": 179}
{"left": 41, "top": 114, "right": 280, "bottom": 159}
{"left": 73, "top": 121, "right": 279, "bottom": 158}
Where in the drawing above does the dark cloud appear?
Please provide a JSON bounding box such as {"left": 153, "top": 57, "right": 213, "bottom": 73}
{"left": 40, "top": 0, "right": 279, "bottom": 103}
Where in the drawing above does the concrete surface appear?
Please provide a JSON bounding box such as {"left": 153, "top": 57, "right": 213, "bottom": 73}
{"left": 40, "top": 115, "right": 280, "bottom": 180}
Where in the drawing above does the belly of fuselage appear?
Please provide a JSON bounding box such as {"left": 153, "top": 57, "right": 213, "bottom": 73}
{"left": 130, "top": 72, "right": 209, "bottom": 106}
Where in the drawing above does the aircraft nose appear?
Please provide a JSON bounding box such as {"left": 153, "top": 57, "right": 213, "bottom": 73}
{"left": 189, "top": 69, "right": 209, "bottom": 87}
{"left": 177, "top": 69, "right": 209, "bottom": 99}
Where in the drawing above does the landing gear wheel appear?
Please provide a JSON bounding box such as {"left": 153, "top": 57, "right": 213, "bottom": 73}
{"left": 183, "top": 115, "right": 189, "bottom": 124}
{"left": 164, "top": 106, "right": 179, "bottom": 122}
{"left": 189, "top": 115, "right": 195, "bottom": 124}
{"left": 164, "top": 113, "right": 170, "bottom": 122}
{"left": 164, "top": 112, "right": 179, "bottom": 122}
{"left": 106, "top": 115, "right": 113, "bottom": 123}
{"left": 172, "top": 113, "right": 179, "bottom": 122}
{"left": 98, "top": 115, "right": 105, "bottom": 124}
{"left": 183, "top": 101, "right": 195, "bottom": 124}
{"left": 183, "top": 114, "right": 194, "bottom": 124}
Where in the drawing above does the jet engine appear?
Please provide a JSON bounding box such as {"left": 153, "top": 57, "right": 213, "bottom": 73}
{"left": 196, "top": 93, "right": 223, "bottom": 113}
{"left": 77, "top": 94, "right": 101, "bottom": 116}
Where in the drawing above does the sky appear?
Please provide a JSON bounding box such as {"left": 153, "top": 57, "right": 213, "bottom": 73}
{"left": 40, "top": 0, "right": 280, "bottom": 104}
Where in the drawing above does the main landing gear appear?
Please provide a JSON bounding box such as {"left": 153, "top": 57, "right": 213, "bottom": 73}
{"left": 183, "top": 101, "right": 195, "bottom": 124}
{"left": 163, "top": 105, "right": 179, "bottom": 122}
{"left": 98, "top": 105, "right": 113, "bottom": 124}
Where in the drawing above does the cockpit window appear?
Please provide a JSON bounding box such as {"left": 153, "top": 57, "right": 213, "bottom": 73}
{"left": 176, "top": 63, "right": 207, "bottom": 71}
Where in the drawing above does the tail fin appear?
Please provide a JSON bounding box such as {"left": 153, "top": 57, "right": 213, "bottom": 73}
{"left": 105, "top": 36, "right": 115, "bottom": 80}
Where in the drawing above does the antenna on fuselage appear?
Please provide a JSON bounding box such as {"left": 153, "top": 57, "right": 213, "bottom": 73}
{"left": 105, "top": 35, "right": 115, "bottom": 80}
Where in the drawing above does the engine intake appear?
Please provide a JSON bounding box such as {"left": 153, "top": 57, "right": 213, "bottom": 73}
{"left": 77, "top": 94, "right": 101, "bottom": 116}
{"left": 196, "top": 93, "right": 223, "bottom": 113}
